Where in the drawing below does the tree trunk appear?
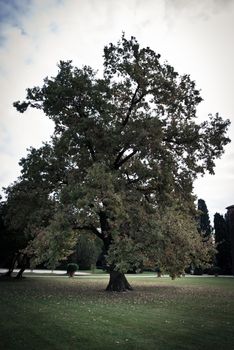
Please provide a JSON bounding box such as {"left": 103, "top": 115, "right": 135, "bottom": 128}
{"left": 3, "top": 253, "right": 19, "bottom": 277}
{"left": 106, "top": 271, "right": 133, "bottom": 292}
{"left": 15, "top": 254, "right": 29, "bottom": 279}
{"left": 15, "top": 266, "right": 26, "bottom": 279}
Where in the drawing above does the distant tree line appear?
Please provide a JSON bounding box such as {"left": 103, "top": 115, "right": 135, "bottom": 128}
{"left": 214, "top": 212, "right": 232, "bottom": 274}
{"left": 196, "top": 198, "right": 233, "bottom": 275}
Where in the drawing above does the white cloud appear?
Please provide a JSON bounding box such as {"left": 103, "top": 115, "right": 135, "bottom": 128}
{"left": 165, "top": 0, "right": 234, "bottom": 21}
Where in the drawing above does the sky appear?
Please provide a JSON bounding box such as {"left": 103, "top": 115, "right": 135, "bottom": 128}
{"left": 0, "top": 0, "right": 233, "bottom": 222}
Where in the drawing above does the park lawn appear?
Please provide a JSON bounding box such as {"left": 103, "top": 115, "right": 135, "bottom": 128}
{"left": 0, "top": 276, "right": 233, "bottom": 350}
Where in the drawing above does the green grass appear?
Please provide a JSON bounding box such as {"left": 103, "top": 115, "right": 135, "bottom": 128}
{"left": 0, "top": 276, "right": 233, "bottom": 350}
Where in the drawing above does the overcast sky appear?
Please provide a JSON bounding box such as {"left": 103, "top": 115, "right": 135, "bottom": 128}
{"left": 0, "top": 0, "right": 233, "bottom": 221}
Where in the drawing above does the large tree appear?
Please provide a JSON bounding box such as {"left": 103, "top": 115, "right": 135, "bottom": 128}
{"left": 13, "top": 35, "right": 230, "bottom": 290}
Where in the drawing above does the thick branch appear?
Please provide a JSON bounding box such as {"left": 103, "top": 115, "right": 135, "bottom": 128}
{"left": 163, "top": 135, "right": 198, "bottom": 145}
{"left": 98, "top": 211, "right": 113, "bottom": 251}
{"left": 72, "top": 224, "right": 103, "bottom": 240}
{"left": 136, "top": 185, "right": 157, "bottom": 194}
{"left": 74, "top": 107, "right": 96, "bottom": 162}
{"left": 114, "top": 149, "right": 138, "bottom": 170}
{"left": 113, "top": 146, "right": 128, "bottom": 169}
{"left": 125, "top": 172, "right": 141, "bottom": 185}
{"left": 122, "top": 85, "right": 145, "bottom": 127}
{"left": 86, "top": 139, "right": 96, "bottom": 161}
{"left": 99, "top": 211, "right": 110, "bottom": 233}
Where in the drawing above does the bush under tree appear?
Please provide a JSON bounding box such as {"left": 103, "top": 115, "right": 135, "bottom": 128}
{"left": 66, "top": 263, "right": 78, "bottom": 277}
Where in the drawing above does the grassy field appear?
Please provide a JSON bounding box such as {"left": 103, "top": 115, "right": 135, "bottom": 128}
{"left": 0, "top": 275, "right": 233, "bottom": 350}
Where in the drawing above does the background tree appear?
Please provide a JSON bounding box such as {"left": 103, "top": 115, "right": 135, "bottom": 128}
{"left": 13, "top": 34, "right": 230, "bottom": 291}
{"left": 0, "top": 200, "right": 17, "bottom": 271}
{"left": 214, "top": 212, "right": 232, "bottom": 274}
{"left": 64, "top": 233, "right": 102, "bottom": 270}
{"left": 0, "top": 178, "right": 55, "bottom": 278}
{"left": 197, "top": 199, "right": 212, "bottom": 238}
{"left": 192, "top": 198, "right": 212, "bottom": 274}
{"left": 226, "top": 205, "right": 234, "bottom": 275}
{"left": 0, "top": 188, "right": 31, "bottom": 278}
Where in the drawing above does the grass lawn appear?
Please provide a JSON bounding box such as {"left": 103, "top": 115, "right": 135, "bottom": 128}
{"left": 0, "top": 275, "right": 233, "bottom": 350}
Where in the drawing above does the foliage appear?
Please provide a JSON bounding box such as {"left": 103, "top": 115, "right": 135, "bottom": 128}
{"left": 0, "top": 179, "right": 54, "bottom": 272}
{"left": 27, "top": 210, "right": 78, "bottom": 269}
{"left": 12, "top": 34, "right": 230, "bottom": 285}
{"left": 144, "top": 207, "right": 215, "bottom": 277}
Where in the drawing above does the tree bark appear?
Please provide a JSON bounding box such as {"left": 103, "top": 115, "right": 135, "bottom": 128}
{"left": 15, "top": 266, "right": 26, "bottom": 279}
{"left": 2, "top": 253, "right": 19, "bottom": 277}
{"left": 15, "top": 254, "right": 29, "bottom": 279}
{"left": 106, "top": 271, "right": 133, "bottom": 292}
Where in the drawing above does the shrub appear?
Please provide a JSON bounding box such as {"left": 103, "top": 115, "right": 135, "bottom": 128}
{"left": 67, "top": 263, "right": 78, "bottom": 277}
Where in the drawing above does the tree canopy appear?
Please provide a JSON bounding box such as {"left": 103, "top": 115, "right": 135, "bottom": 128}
{"left": 11, "top": 34, "right": 230, "bottom": 290}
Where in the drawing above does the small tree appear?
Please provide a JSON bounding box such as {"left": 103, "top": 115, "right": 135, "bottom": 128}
{"left": 67, "top": 263, "right": 78, "bottom": 277}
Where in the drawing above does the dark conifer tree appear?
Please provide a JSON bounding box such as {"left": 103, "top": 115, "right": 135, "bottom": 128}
{"left": 214, "top": 212, "right": 232, "bottom": 274}
{"left": 198, "top": 199, "right": 212, "bottom": 238}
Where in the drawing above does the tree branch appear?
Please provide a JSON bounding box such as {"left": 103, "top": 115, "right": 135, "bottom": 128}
{"left": 72, "top": 224, "right": 103, "bottom": 240}
{"left": 125, "top": 172, "right": 141, "bottom": 185}
{"left": 86, "top": 139, "right": 96, "bottom": 161}
{"left": 122, "top": 84, "right": 145, "bottom": 127}
{"left": 114, "top": 149, "right": 138, "bottom": 170}
{"left": 73, "top": 106, "right": 97, "bottom": 162}
{"left": 163, "top": 135, "right": 198, "bottom": 145}
{"left": 113, "top": 146, "right": 128, "bottom": 169}
{"left": 98, "top": 211, "right": 113, "bottom": 250}
{"left": 136, "top": 185, "right": 157, "bottom": 194}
